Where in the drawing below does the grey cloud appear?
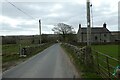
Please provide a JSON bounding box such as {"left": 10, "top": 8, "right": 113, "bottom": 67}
{"left": 1, "top": 1, "right": 118, "bottom": 35}
{"left": 2, "top": 23, "right": 20, "bottom": 31}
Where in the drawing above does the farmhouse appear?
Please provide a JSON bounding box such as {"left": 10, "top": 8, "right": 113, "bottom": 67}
{"left": 110, "top": 31, "right": 120, "bottom": 42}
{"left": 77, "top": 23, "right": 111, "bottom": 43}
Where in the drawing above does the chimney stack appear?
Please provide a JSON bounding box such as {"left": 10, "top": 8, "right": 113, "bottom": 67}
{"left": 103, "top": 22, "right": 107, "bottom": 28}
{"left": 79, "top": 24, "right": 81, "bottom": 29}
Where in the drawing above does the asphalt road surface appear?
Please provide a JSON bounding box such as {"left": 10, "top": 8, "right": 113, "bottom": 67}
{"left": 3, "top": 43, "right": 79, "bottom": 78}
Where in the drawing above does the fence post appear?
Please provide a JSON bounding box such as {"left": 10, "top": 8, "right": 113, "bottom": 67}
{"left": 96, "top": 52, "right": 100, "bottom": 74}
{"left": 106, "top": 57, "right": 110, "bottom": 78}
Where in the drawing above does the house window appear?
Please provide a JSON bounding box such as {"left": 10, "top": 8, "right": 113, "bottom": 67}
{"left": 104, "top": 34, "right": 106, "bottom": 37}
{"left": 95, "top": 36, "right": 97, "bottom": 40}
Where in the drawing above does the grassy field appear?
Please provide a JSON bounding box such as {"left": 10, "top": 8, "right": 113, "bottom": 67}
{"left": 91, "top": 44, "right": 119, "bottom": 78}
{"left": 2, "top": 43, "right": 53, "bottom": 71}
{"left": 2, "top": 44, "right": 20, "bottom": 63}
{"left": 91, "top": 44, "right": 119, "bottom": 69}
{"left": 92, "top": 45, "right": 118, "bottom": 59}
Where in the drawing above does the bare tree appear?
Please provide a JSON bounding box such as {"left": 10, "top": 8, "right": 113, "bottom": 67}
{"left": 52, "top": 23, "right": 76, "bottom": 42}
{"left": 52, "top": 23, "right": 75, "bottom": 34}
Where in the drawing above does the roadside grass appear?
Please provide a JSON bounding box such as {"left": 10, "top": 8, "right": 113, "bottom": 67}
{"left": 61, "top": 44, "right": 101, "bottom": 78}
{"left": 2, "top": 43, "right": 53, "bottom": 71}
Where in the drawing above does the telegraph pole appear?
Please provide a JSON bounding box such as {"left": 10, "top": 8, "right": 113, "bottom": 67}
{"left": 86, "top": 0, "right": 93, "bottom": 67}
{"left": 39, "top": 19, "right": 41, "bottom": 44}
{"left": 87, "top": 0, "right": 91, "bottom": 46}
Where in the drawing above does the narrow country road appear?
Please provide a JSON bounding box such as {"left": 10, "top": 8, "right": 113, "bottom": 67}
{"left": 3, "top": 43, "right": 79, "bottom": 78}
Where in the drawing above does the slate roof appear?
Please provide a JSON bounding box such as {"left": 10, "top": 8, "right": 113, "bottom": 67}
{"left": 78, "top": 27, "right": 111, "bottom": 34}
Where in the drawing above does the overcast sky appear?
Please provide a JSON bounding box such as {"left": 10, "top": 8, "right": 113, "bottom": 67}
{"left": 0, "top": 0, "right": 119, "bottom": 36}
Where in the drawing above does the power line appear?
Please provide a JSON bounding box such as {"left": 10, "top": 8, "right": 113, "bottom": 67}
{"left": 5, "top": 0, "right": 35, "bottom": 19}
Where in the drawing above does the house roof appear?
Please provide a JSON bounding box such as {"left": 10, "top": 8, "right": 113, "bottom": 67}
{"left": 78, "top": 27, "right": 110, "bottom": 34}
